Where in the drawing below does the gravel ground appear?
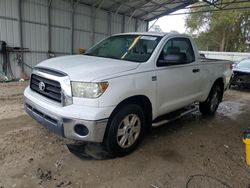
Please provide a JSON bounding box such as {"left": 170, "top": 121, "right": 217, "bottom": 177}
{"left": 0, "top": 82, "right": 249, "bottom": 188}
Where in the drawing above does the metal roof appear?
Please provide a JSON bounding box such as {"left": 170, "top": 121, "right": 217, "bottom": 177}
{"left": 77, "top": 0, "right": 198, "bottom": 21}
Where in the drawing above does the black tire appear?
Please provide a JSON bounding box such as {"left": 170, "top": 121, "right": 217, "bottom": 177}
{"left": 104, "top": 104, "right": 145, "bottom": 157}
{"left": 199, "top": 85, "right": 222, "bottom": 115}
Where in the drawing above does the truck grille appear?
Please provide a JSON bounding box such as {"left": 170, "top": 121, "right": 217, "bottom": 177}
{"left": 30, "top": 74, "right": 62, "bottom": 103}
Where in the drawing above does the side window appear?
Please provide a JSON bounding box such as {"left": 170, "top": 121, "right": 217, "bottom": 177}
{"left": 158, "top": 37, "right": 195, "bottom": 66}
{"left": 172, "top": 38, "right": 195, "bottom": 63}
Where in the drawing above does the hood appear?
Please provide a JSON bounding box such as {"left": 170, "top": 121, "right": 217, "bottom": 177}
{"left": 35, "top": 55, "right": 140, "bottom": 82}
{"left": 233, "top": 67, "right": 250, "bottom": 74}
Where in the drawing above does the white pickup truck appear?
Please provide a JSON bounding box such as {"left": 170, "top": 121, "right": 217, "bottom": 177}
{"left": 24, "top": 32, "right": 232, "bottom": 156}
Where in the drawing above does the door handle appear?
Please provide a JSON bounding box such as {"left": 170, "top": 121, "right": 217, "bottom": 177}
{"left": 192, "top": 68, "right": 200, "bottom": 73}
{"left": 152, "top": 76, "right": 157, "bottom": 81}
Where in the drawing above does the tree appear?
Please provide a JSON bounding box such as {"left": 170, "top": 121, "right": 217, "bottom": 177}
{"left": 185, "top": 1, "right": 250, "bottom": 52}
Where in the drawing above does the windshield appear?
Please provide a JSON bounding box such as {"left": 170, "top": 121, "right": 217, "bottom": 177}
{"left": 237, "top": 59, "right": 250, "bottom": 69}
{"left": 85, "top": 35, "right": 162, "bottom": 63}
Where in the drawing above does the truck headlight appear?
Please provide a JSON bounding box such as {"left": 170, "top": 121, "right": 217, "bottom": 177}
{"left": 71, "top": 82, "right": 109, "bottom": 98}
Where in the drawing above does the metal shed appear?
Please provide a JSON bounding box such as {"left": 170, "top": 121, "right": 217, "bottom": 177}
{"left": 0, "top": 0, "right": 198, "bottom": 79}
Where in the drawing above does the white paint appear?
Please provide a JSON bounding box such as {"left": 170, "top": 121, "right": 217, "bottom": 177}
{"left": 26, "top": 33, "right": 232, "bottom": 122}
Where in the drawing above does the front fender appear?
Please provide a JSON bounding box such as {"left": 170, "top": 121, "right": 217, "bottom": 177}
{"left": 98, "top": 73, "right": 157, "bottom": 117}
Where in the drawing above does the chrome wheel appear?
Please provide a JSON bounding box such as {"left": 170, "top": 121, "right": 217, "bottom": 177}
{"left": 210, "top": 91, "right": 219, "bottom": 112}
{"left": 117, "top": 114, "right": 141, "bottom": 149}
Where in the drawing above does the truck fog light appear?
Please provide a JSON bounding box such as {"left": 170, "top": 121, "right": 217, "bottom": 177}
{"left": 74, "top": 124, "right": 89, "bottom": 136}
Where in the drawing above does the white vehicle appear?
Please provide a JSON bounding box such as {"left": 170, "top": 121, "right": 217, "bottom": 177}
{"left": 24, "top": 32, "right": 232, "bottom": 156}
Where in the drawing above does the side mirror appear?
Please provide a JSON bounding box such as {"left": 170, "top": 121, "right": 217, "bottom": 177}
{"left": 157, "top": 54, "right": 187, "bottom": 67}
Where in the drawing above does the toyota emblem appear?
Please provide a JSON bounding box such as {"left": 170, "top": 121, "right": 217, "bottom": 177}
{"left": 38, "top": 81, "right": 46, "bottom": 91}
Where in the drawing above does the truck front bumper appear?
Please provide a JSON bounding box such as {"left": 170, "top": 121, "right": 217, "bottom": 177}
{"left": 24, "top": 88, "right": 113, "bottom": 143}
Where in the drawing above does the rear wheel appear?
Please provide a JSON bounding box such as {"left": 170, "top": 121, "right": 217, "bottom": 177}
{"left": 104, "top": 104, "right": 145, "bottom": 157}
{"left": 199, "top": 85, "right": 222, "bottom": 115}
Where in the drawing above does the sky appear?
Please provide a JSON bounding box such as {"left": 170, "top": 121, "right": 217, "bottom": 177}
{"left": 149, "top": 9, "right": 188, "bottom": 34}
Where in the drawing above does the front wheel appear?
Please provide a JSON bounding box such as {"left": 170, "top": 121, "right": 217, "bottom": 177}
{"left": 199, "top": 85, "right": 222, "bottom": 115}
{"left": 104, "top": 104, "right": 145, "bottom": 157}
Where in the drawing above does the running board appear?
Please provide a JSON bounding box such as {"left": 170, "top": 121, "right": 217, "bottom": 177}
{"left": 152, "top": 106, "right": 198, "bottom": 127}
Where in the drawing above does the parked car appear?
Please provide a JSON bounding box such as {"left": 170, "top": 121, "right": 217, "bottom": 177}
{"left": 24, "top": 32, "right": 232, "bottom": 156}
{"left": 230, "top": 57, "right": 250, "bottom": 88}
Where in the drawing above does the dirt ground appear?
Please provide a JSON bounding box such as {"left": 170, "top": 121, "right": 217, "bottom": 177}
{"left": 0, "top": 81, "right": 250, "bottom": 188}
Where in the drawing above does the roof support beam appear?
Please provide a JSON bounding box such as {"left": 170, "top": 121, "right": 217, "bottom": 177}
{"left": 146, "top": 21, "right": 149, "bottom": 32}
{"left": 136, "top": 0, "right": 175, "bottom": 20}
{"left": 135, "top": 18, "right": 138, "bottom": 32}
{"left": 91, "top": 0, "right": 104, "bottom": 7}
{"left": 220, "top": 0, "right": 237, "bottom": 9}
{"left": 165, "top": 4, "right": 250, "bottom": 16}
{"left": 181, "top": 0, "right": 247, "bottom": 10}
{"left": 17, "top": 0, "right": 24, "bottom": 71}
{"left": 70, "top": 0, "right": 74, "bottom": 54}
{"left": 108, "top": 0, "right": 156, "bottom": 18}
{"left": 124, "top": 0, "right": 173, "bottom": 15}
{"left": 74, "top": 0, "right": 81, "bottom": 9}
{"left": 91, "top": 0, "right": 105, "bottom": 45}
{"left": 123, "top": 0, "right": 150, "bottom": 15}
{"left": 91, "top": 6, "right": 96, "bottom": 45}
{"left": 122, "top": 14, "right": 125, "bottom": 33}
{"left": 137, "top": 17, "right": 147, "bottom": 31}
{"left": 107, "top": 11, "right": 112, "bottom": 35}
{"left": 148, "top": 18, "right": 158, "bottom": 31}
{"left": 147, "top": 0, "right": 198, "bottom": 21}
{"left": 47, "top": 0, "right": 52, "bottom": 56}
{"left": 108, "top": 0, "right": 132, "bottom": 11}
{"left": 70, "top": 0, "right": 81, "bottom": 54}
{"left": 202, "top": 0, "right": 222, "bottom": 9}
{"left": 73, "top": 0, "right": 209, "bottom": 24}
{"left": 96, "top": 0, "right": 105, "bottom": 10}
{"left": 126, "top": 10, "right": 136, "bottom": 25}
{"left": 114, "top": 4, "right": 122, "bottom": 15}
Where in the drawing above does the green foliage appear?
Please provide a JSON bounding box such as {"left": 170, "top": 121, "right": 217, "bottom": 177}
{"left": 185, "top": 1, "right": 250, "bottom": 52}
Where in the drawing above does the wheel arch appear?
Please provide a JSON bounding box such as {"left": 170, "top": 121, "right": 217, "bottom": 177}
{"left": 211, "top": 77, "right": 224, "bottom": 102}
{"left": 108, "top": 95, "right": 153, "bottom": 132}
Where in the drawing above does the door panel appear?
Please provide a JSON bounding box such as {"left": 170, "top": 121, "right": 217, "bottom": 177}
{"left": 156, "top": 64, "right": 202, "bottom": 116}
{"left": 155, "top": 37, "right": 202, "bottom": 116}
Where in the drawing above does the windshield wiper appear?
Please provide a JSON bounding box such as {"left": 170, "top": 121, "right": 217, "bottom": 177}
{"left": 84, "top": 53, "right": 94, "bottom": 56}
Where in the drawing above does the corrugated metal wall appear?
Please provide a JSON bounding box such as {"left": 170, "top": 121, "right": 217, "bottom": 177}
{"left": 0, "top": 0, "right": 148, "bottom": 79}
